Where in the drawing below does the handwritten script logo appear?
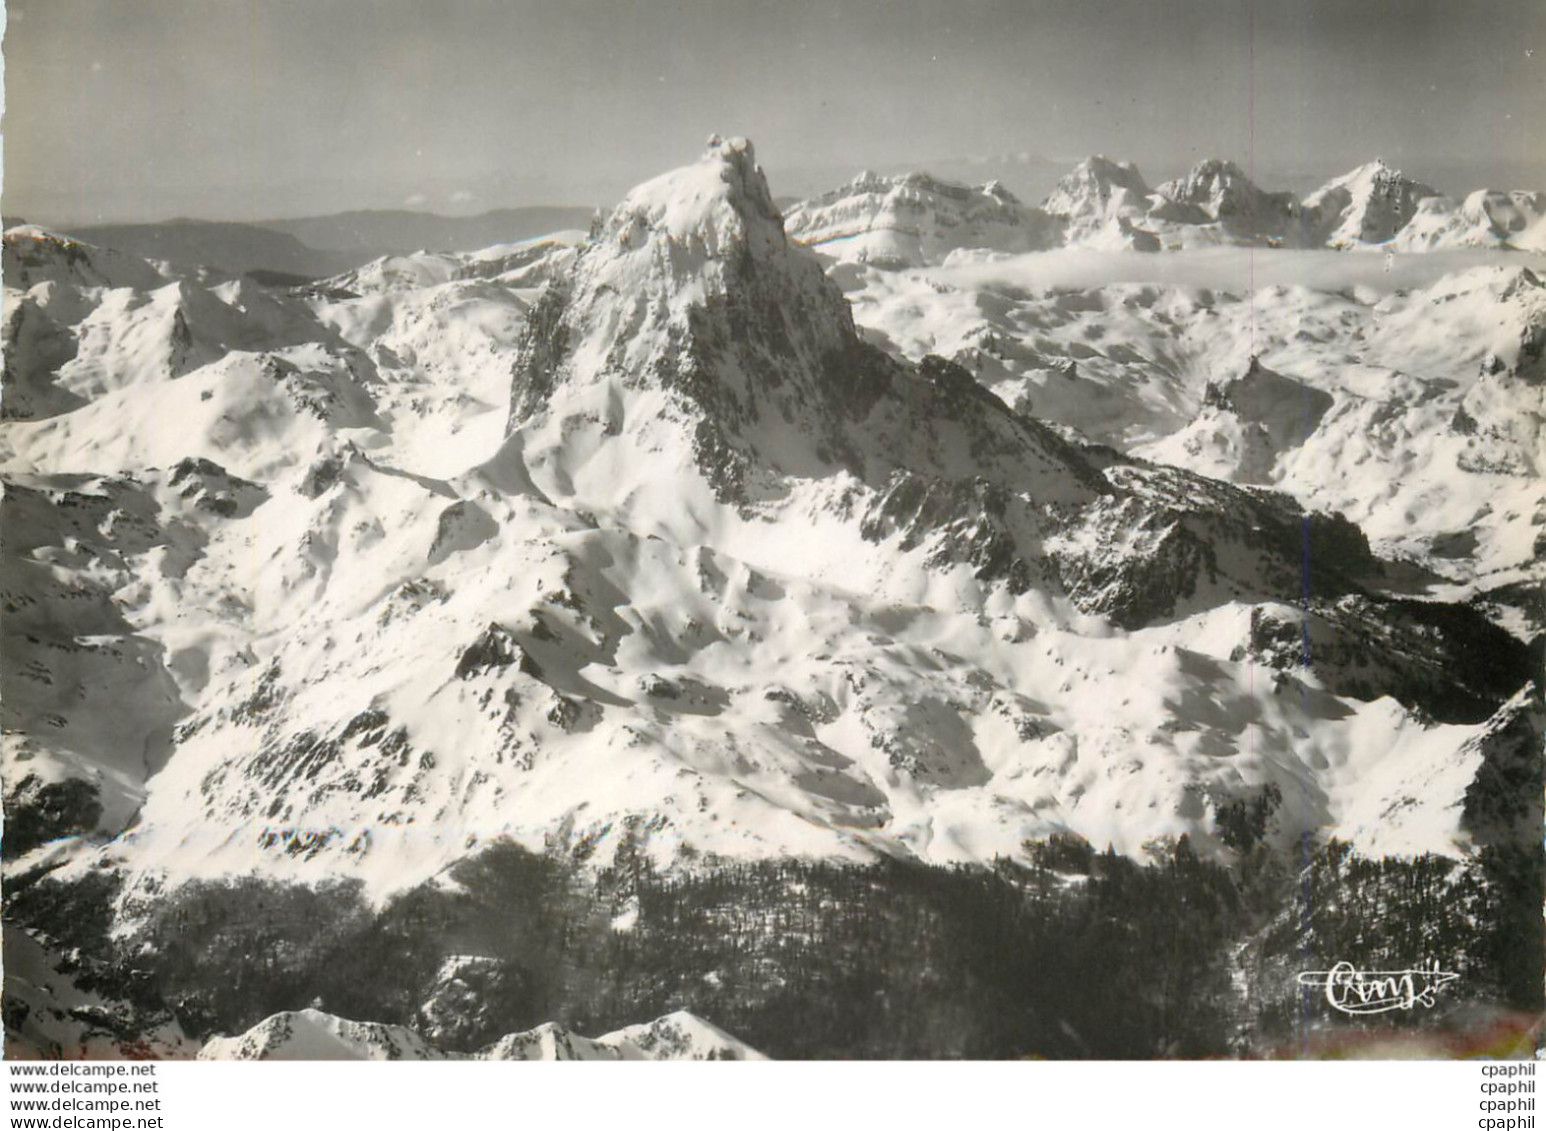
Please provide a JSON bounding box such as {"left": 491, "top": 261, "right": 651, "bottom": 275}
{"left": 1296, "top": 961, "right": 1458, "bottom": 1015}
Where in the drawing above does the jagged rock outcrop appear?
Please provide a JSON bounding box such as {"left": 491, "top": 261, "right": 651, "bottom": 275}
{"left": 1154, "top": 159, "right": 1301, "bottom": 244}
{"left": 1236, "top": 599, "right": 1534, "bottom": 724}
{"left": 1142, "top": 357, "right": 1336, "bottom": 485}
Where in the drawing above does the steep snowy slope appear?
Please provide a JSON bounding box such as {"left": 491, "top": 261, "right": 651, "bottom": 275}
{"left": 199, "top": 1007, "right": 763, "bottom": 1060}
{"left": 2, "top": 139, "right": 1532, "bottom": 914}
{"left": 782, "top": 172, "right": 1062, "bottom": 267}
{"left": 313, "top": 236, "right": 581, "bottom": 477}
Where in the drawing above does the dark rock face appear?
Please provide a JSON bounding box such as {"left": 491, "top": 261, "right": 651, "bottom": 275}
{"left": 2, "top": 299, "right": 85, "bottom": 421}
{"left": 169, "top": 458, "right": 268, "bottom": 518}
{"left": 455, "top": 624, "right": 540, "bottom": 682}
{"left": 1237, "top": 598, "right": 1535, "bottom": 724}
{"left": 1045, "top": 460, "right": 1377, "bottom": 630}
{"left": 507, "top": 283, "right": 571, "bottom": 427}
{"left": 2, "top": 229, "right": 103, "bottom": 288}
{"left": 1203, "top": 357, "right": 1336, "bottom": 451}
{"left": 1049, "top": 495, "right": 1215, "bottom": 628}
{"left": 299, "top": 453, "right": 347, "bottom": 498}
{"left": 501, "top": 138, "right": 1106, "bottom": 514}
{"left": 860, "top": 473, "right": 1044, "bottom": 594}
{"left": 1461, "top": 684, "right": 1544, "bottom": 846}
{"left": 2, "top": 774, "right": 103, "bottom": 858}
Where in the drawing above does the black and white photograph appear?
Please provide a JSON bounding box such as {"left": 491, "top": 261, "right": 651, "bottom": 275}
{"left": 0, "top": 0, "right": 1541, "bottom": 1101}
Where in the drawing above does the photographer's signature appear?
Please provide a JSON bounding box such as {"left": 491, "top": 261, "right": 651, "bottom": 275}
{"left": 1297, "top": 961, "right": 1458, "bottom": 1014}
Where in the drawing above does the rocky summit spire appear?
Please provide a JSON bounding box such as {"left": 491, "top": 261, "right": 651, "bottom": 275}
{"left": 503, "top": 138, "right": 1109, "bottom": 513}
{"left": 503, "top": 136, "right": 898, "bottom": 499}
{"left": 625, "top": 134, "right": 785, "bottom": 247}
{"left": 507, "top": 133, "right": 849, "bottom": 420}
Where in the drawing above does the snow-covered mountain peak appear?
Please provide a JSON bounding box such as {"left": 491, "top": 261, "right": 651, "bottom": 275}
{"left": 1301, "top": 159, "right": 1440, "bottom": 246}
{"left": 504, "top": 136, "right": 879, "bottom": 503}
{"left": 979, "top": 178, "right": 1016, "bottom": 202}
{"left": 1071, "top": 154, "right": 1147, "bottom": 183}
{"left": 1348, "top": 157, "right": 1401, "bottom": 179}
{"left": 4, "top": 142, "right": 1536, "bottom": 933}
{"left": 788, "top": 155, "right": 1540, "bottom": 253}
{"left": 1040, "top": 157, "right": 1160, "bottom": 249}
{"left": 543, "top": 132, "right": 823, "bottom": 331}
{"left": 1158, "top": 159, "right": 1273, "bottom": 215}
{"left": 506, "top": 140, "right": 1110, "bottom": 518}
{"left": 1043, "top": 156, "right": 1152, "bottom": 215}
{"left": 1169, "top": 156, "right": 1250, "bottom": 184}
{"left": 3, "top": 224, "right": 169, "bottom": 291}
{"left": 1341, "top": 159, "right": 1437, "bottom": 203}
{"left": 604, "top": 133, "right": 784, "bottom": 257}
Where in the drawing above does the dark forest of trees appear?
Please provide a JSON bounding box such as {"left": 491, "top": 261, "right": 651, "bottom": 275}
{"left": 6, "top": 826, "right": 1539, "bottom": 1059}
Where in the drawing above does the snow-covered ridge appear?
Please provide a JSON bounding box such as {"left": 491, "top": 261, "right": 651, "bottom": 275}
{"left": 783, "top": 170, "right": 1062, "bottom": 267}
{"left": 199, "top": 1008, "right": 765, "bottom": 1060}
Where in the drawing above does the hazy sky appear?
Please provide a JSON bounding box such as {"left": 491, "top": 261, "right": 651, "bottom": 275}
{"left": 6, "top": 0, "right": 1544, "bottom": 223}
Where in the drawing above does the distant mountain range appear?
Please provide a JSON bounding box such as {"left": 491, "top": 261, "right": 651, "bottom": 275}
{"left": 786, "top": 155, "right": 1546, "bottom": 265}
{"left": 257, "top": 207, "right": 597, "bottom": 256}
{"left": 21, "top": 156, "right": 1541, "bottom": 285}
{"left": 37, "top": 207, "right": 596, "bottom": 281}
